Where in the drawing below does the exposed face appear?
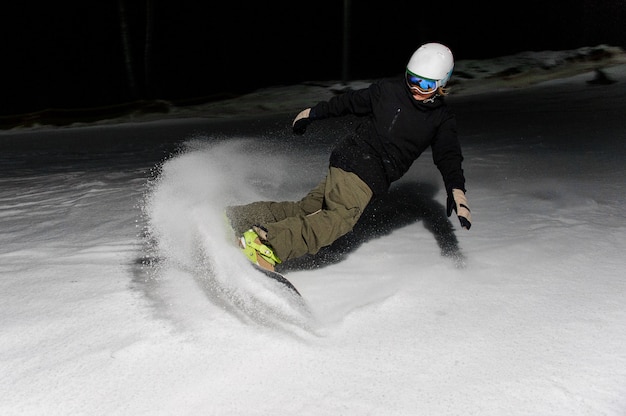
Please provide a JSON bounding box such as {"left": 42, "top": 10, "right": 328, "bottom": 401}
{"left": 410, "top": 88, "right": 437, "bottom": 101}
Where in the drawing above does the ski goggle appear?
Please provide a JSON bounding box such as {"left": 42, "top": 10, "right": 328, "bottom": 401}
{"left": 405, "top": 71, "right": 438, "bottom": 94}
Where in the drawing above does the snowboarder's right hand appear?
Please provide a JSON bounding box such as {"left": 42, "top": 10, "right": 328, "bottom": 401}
{"left": 292, "top": 108, "right": 312, "bottom": 135}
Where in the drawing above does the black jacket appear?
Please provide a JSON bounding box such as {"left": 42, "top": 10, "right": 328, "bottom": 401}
{"left": 311, "top": 76, "right": 466, "bottom": 196}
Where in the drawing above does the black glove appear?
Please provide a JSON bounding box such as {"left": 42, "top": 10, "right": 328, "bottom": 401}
{"left": 447, "top": 188, "right": 472, "bottom": 230}
{"left": 292, "top": 108, "right": 312, "bottom": 135}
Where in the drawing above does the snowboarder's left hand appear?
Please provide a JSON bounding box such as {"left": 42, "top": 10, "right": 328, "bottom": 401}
{"left": 292, "top": 108, "right": 312, "bottom": 135}
{"left": 447, "top": 188, "right": 472, "bottom": 230}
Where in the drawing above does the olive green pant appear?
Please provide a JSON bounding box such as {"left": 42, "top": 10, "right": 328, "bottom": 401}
{"left": 226, "top": 167, "right": 373, "bottom": 261}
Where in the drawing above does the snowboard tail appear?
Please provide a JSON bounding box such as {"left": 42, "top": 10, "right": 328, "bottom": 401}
{"left": 252, "top": 264, "right": 301, "bottom": 296}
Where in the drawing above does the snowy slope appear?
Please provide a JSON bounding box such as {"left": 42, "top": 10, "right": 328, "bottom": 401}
{"left": 1, "top": 46, "right": 625, "bottom": 415}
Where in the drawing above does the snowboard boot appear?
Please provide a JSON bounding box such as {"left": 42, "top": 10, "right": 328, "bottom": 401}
{"left": 239, "top": 226, "right": 281, "bottom": 272}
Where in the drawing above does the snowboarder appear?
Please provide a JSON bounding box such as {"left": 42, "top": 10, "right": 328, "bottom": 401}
{"left": 227, "top": 43, "right": 472, "bottom": 272}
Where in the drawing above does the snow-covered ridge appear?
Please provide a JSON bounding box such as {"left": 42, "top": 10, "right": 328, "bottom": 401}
{"left": 451, "top": 44, "right": 626, "bottom": 94}
{"left": 2, "top": 44, "right": 625, "bottom": 131}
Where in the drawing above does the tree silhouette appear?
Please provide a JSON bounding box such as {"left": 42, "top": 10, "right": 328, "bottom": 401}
{"left": 117, "top": 0, "right": 154, "bottom": 100}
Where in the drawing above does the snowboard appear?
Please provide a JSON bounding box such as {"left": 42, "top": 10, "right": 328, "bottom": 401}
{"left": 250, "top": 263, "right": 301, "bottom": 296}
{"left": 224, "top": 214, "right": 301, "bottom": 296}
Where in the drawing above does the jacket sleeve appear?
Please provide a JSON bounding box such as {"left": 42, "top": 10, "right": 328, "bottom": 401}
{"left": 430, "top": 112, "right": 466, "bottom": 192}
{"left": 310, "top": 83, "right": 377, "bottom": 119}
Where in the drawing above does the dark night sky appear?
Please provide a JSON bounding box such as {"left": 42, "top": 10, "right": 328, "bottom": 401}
{"left": 2, "top": 1, "right": 625, "bottom": 117}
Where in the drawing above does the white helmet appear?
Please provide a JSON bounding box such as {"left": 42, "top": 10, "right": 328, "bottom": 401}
{"left": 406, "top": 43, "right": 454, "bottom": 90}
